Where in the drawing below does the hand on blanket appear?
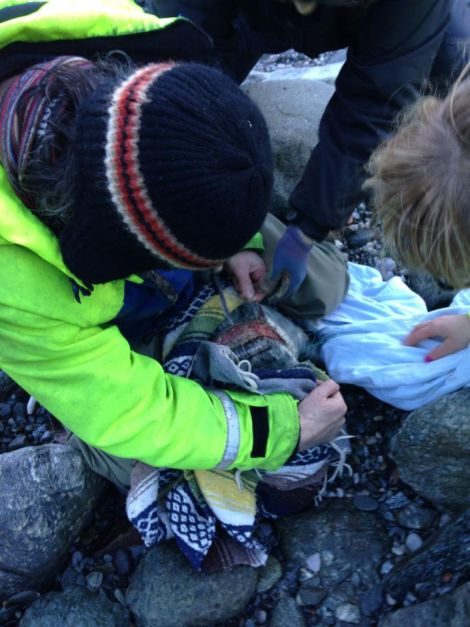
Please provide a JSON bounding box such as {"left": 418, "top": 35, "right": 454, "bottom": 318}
{"left": 225, "top": 251, "right": 267, "bottom": 301}
{"left": 298, "top": 379, "right": 347, "bottom": 450}
{"left": 404, "top": 313, "right": 470, "bottom": 361}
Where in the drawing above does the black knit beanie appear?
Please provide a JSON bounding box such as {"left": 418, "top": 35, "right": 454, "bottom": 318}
{"left": 59, "top": 62, "right": 273, "bottom": 284}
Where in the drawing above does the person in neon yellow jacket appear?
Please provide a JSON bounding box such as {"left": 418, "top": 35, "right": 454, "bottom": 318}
{"left": 0, "top": 0, "right": 348, "bottom": 485}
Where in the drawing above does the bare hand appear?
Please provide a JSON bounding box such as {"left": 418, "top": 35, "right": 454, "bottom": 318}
{"left": 224, "top": 251, "right": 267, "bottom": 301}
{"left": 297, "top": 379, "right": 347, "bottom": 450}
{"left": 404, "top": 314, "right": 470, "bottom": 361}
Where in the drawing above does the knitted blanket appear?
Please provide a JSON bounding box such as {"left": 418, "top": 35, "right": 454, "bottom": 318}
{"left": 126, "top": 283, "right": 350, "bottom": 572}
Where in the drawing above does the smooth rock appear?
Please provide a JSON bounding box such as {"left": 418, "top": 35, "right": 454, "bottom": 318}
{"left": 405, "top": 533, "right": 423, "bottom": 553}
{"left": 335, "top": 602, "right": 360, "bottom": 624}
{"left": 257, "top": 555, "right": 282, "bottom": 593}
{"left": 5, "top": 591, "right": 40, "bottom": 608}
{"left": 397, "top": 504, "right": 435, "bottom": 530}
{"left": 242, "top": 78, "right": 334, "bottom": 215}
{"left": 19, "top": 586, "right": 129, "bottom": 626}
{"left": 392, "top": 390, "right": 470, "bottom": 511}
{"left": 379, "top": 582, "right": 470, "bottom": 627}
{"left": 126, "top": 541, "right": 258, "bottom": 627}
{"left": 0, "top": 402, "right": 10, "bottom": 418}
{"left": 0, "top": 445, "right": 105, "bottom": 598}
{"left": 353, "top": 494, "right": 378, "bottom": 512}
{"left": 86, "top": 571, "right": 103, "bottom": 592}
{"left": 305, "top": 552, "right": 321, "bottom": 573}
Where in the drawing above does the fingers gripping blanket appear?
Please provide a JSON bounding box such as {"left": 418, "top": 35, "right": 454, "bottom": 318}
{"left": 126, "top": 284, "right": 350, "bottom": 572}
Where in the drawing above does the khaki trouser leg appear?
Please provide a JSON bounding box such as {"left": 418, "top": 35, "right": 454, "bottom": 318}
{"left": 66, "top": 432, "right": 133, "bottom": 493}
{"left": 260, "top": 213, "right": 349, "bottom": 320}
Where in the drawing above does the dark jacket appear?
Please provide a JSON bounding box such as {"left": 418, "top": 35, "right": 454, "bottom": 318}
{"left": 150, "top": 0, "right": 450, "bottom": 239}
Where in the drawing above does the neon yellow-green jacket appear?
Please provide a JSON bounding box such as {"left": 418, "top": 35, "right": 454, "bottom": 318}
{"left": 0, "top": 0, "right": 299, "bottom": 470}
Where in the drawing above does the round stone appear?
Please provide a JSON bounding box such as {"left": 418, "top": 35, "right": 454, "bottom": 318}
{"left": 353, "top": 494, "right": 378, "bottom": 512}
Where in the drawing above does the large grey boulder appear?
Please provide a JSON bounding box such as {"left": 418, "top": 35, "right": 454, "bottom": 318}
{"left": 392, "top": 389, "right": 470, "bottom": 511}
{"left": 0, "top": 444, "right": 105, "bottom": 598}
{"left": 126, "top": 541, "right": 258, "bottom": 626}
{"left": 242, "top": 76, "right": 334, "bottom": 215}
{"left": 276, "top": 500, "right": 388, "bottom": 617}
{"left": 20, "top": 586, "right": 129, "bottom": 627}
{"left": 379, "top": 582, "right": 470, "bottom": 627}
{"left": 277, "top": 500, "right": 388, "bottom": 589}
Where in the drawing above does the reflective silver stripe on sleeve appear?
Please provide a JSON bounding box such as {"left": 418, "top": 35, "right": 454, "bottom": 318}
{"left": 211, "top": 390, "right": 241, "bottom": 470}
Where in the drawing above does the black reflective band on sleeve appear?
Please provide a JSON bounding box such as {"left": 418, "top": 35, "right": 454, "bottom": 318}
{"left": 250, "top": 406, "right": 269, "bottom": 458}
{"left": 0, "top": 2, "right": 45, "bottom": 23}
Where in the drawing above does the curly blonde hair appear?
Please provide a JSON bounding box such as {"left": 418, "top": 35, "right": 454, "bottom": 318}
{"left": 364, "top": 64, "right": 470, "bottom": 289}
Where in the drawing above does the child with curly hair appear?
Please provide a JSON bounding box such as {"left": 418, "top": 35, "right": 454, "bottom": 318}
{"left": 365, "top": 64, "right": 470, "bottom": 362}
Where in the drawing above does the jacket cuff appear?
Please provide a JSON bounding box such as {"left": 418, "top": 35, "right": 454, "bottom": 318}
{"left": 223, "top": 391, "right": 300, "bottom": 471}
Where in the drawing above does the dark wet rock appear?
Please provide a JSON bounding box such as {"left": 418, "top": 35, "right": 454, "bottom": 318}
{"left": 270, "top": 595, "right": 305, "bottom": 627}
{"left": 5, "top": 590, "right": 40, "bottom": 608}
{"left": 12, "top": 401, "right": 27, "bottom": 422}
{"left": 383, "top": 508, "right": 470, "bottom": 601}
{"left": 60, "top": 566, "right": 86, "bottom": 589}
{"left": 0, "top": 445, "right": 105, "bottom": 598}
{"left": 242, "top": 78, "right": 334, "bottom": 216}
{"left": 114, "top": 549, "right": 131, "bottom": 576}
{"left": 392, "top": 390, "right": 470, "bottom": 511}
{"left": 297, "top": 583, "right": 327, "bottom": 606}
{"left": 0, "top": 606, "right": 18, "bottom": 622}
{"left": 126, "top": 541, "right": 258, "bottom": 626}
{"left": 19, "top": 586, "right": 129, "bottom": 626}
{"left": 345, "top": 228, "right": 375, "bottom": 249}
{"left": 405, "top": 271, "right": 456, "bottom": 310}
{"left": 0, "top": 401, "right": 10, "bottom": 417}
{"left": 378, "top": 582, "right": 470, "bottom": 627}
{"left": 277, "top": 500, "right": 388, "bottom": 592}
{"left": 360, "top": 584, "right": 384, "bottom": 617}
{"left": 0, "top": 370, "right": 17, "bottom": 397}
{"left": 8, "top": 433, "right": 27, "bottom": 449}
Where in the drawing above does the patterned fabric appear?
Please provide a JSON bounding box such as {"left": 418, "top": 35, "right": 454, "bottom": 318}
{"left": 126, "top": 283, "right": 351, "bottom": 571}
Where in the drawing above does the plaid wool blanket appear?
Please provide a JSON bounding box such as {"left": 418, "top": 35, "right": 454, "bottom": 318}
{"left": 126, "top": 282, "right": 350, "bottom": 572}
